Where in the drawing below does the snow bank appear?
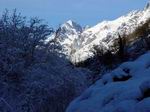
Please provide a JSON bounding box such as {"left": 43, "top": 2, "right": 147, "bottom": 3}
{"left": 66, "top": 52, "right": 150, "bottom": 112}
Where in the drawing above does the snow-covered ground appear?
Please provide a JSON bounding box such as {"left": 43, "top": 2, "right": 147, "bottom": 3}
{"left": 66, "top": 52, "right": 150, "bottom": 112}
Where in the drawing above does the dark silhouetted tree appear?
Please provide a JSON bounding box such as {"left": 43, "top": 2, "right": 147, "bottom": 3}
{"left": 118, "top": 34, "right": 126, "bottom": 62}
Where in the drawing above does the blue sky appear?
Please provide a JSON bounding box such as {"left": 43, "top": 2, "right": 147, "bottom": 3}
{"left": 0, "top": 0, "right": 149, "bottom": 27}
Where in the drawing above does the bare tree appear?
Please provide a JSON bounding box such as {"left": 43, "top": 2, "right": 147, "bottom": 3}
{"left": 0, "top": 9, "right": 52, "bottom": 75}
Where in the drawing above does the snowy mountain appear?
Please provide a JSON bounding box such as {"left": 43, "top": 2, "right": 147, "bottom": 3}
{"left": 66, "top": 52, "right": 150, "bottom": 112}
{"left": 47, "top": 2, "right": 150, "bottom": 63}
{"left": 60, "top": 20, "right": 83, "bottom": 35}
{"left": 46, "top": 20, "right": 83, "bottom": 57}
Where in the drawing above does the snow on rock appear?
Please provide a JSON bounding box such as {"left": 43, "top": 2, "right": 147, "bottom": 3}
{"left": 47, "top": 20, "right": 83, "bottom": 57}
{"left": 60, "top": 20, "right": 83, "bottom": 37}
{"left": 73, "top": 5, "right": 150, "bottom": 62}
{"left": 45, "top": 2, "right": 150, "bottom": 63}
{"left": 66, "top": 52, "right": 150, "bottom": 112}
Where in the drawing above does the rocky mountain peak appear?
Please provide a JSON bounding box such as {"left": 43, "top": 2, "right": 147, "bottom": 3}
{"left": 60, "top": 20, "right": 82, "bottom": 34}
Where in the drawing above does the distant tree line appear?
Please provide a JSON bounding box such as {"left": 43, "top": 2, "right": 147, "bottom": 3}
{"left": 75, "top": 19, "right": 150, "bottom": 83}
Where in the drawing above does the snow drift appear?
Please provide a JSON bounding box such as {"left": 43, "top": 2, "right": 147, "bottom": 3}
{"left": 66, "top": 52, "right": 150, "bottom": 112}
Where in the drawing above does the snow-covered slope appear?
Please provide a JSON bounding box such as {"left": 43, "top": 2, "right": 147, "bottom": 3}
{"left": 66, "top": 52, "right": 150, "bottom": 112}
{"left": 72, "top": 3, "right": 150, "bottom": 62}
{"left": 45, "top": 20, "right": 83, "bottom": 57}
{"left": 53, "top": 20, "right": 83, "bottom": 57}
{"left": 60, "top": 20, "right": 82, "bottom": 35}
{"left": 47, "top": 2, "right": 150, "bottom": 63}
